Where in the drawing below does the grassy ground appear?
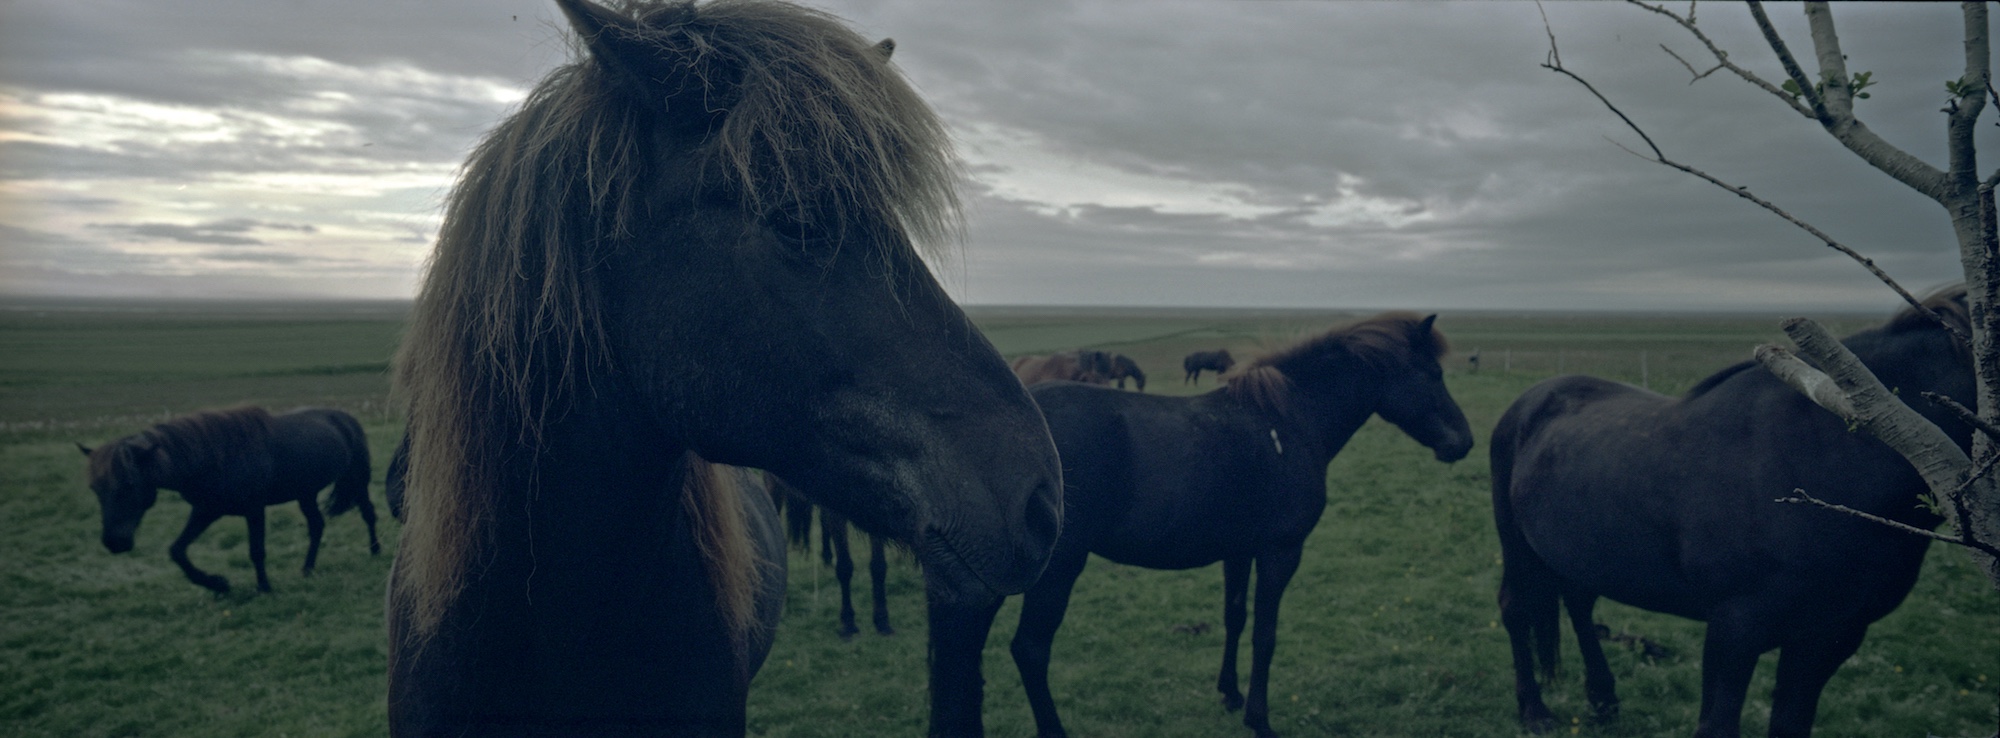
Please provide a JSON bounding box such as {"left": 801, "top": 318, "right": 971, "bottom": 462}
{"left": 0, "top": 301, "right": 1993, "bottom": 737}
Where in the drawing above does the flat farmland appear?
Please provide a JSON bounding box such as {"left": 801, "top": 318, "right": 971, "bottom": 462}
{"left": 1, "top": 300, "right": 1992, "bottom": 737}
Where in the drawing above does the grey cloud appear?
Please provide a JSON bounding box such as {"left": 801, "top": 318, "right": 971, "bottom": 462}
{"left": 87, "top": 218, "right": 319, "bottom": 246}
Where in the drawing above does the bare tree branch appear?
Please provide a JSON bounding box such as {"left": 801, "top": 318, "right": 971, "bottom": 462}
{"left": 1766, "top": 317, "right": 1972, "bottom": 498}
{"left": 1923, "top": 390, "right": 2000, "bottom": 442}
{"left": 1754, "top": 345, "right": 1853, "bottom": 416}
{"left": 1625, "top": 0, "right": 1812, "bottom": 116}
{"left": 1746, "top": 1, "right": 1828, "bottom": 118}
{"left": 1778, "top": 489, "right": 2000, "bottom": 559}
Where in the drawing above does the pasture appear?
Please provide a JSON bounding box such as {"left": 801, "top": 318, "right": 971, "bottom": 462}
{"left": 0, "top": 300, "right": 1993, "bottom": 737}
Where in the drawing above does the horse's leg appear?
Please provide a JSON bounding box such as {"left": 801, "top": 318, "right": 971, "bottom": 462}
{"left": 1767, "top": 625, "right": 1867, "bottom": 738}
{"left": 355, "top": 484, "right": 381, "bottom": 555}
{"left": 1242, "top": 548, "right": 1302, "bottom": 738}
{"left": 298, "top": 497, "right": 326, "bottom": 577}
{"left": 830, "top": 518, "right": 858, "bottom": 639}
{"left": 1692, "top": 615, "right": 1765, "bottom": 738}
{"left": 1010, "top": 548, "right": 1090, "bottom": 738}
{"left": 169, "top": 507, "right": 230, "bottom": 594}
{"left": 1216, "top": 555, "right": 1251, "bottom": 711}
{"left": 927, "top": 594, "right": 1006, "bottom": 738}
{"left": 1495, "top": 510, "right": 1560, "bottom": 731}
{"left": 246, "top": 507, "right": 272, "bottom": 592}
{"left": 1561, "top": 592, "right": 1618, "bottom": 722}
{"left": 869, "top": 534, "right": 893, "bottom": 635}
{"left": 819, "top": 508, "right": 836, "bottom": 567}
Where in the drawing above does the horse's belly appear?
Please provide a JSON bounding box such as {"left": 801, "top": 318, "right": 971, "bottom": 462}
{"left": 1093, "top": 529, "right": 1232, "bottom": 570}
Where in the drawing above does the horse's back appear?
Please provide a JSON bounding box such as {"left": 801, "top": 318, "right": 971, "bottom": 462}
{"left": 1031, "top": 382, "right": 1289, "bottom": 570}
{"left": 265, "top": 408, "right": 368, "bottom": 501}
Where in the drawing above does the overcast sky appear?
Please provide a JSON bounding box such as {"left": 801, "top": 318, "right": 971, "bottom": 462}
{"left": 0, "top": 1, "right": 1989, "bottom": 312}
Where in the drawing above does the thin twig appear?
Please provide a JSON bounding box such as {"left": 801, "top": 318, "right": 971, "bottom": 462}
{"left": 1778, "top": 489, "right": 2000, "bottom": 559}
{"left": 1921, "top": 390, "right": 2000, "bottom": 442}
{"left": 1660, "top": 44, "right": 1722, "bottom": 84}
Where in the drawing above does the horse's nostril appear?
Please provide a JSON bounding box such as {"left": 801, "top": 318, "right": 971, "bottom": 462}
{"left": 1019, "top": 479, "right": 1062, "bottom": 555}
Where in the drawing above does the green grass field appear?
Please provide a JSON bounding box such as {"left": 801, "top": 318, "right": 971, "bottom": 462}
{"left": 1, "top": 300, "right": 1993, "bottom": 737}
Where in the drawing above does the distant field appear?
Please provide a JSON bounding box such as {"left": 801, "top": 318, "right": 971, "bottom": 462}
{"left": 0, "top": 300, "right": 1992, "bottom": 737}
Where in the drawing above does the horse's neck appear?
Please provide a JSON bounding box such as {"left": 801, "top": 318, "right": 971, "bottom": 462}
{"left": 473, "top": 397, "right": 749, "bottom": 693}
{"left": 1275, "top": 370, "right": 1375, "bottom": 466}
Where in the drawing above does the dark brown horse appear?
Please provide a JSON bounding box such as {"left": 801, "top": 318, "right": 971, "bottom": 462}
{"left": 931, "top": 313, "right": 1474, "bottom": 738}
{"left": 1012, "top": 350, "right": 1114, "bottom": 386}
{"left": 1183, "top": 349, "right": 1235, "bottom": 384}
{"left": 81, "top": 406, "right": 378, "bottom": 594}
{"left": 1490, "top": 288, "right": 1973, "bottom": 737}
{"left": 1106, "top": 353, "right": 1146, "bottom": 391}
{"left": 385, "top": 1, "right": 1062, "bottom": 734}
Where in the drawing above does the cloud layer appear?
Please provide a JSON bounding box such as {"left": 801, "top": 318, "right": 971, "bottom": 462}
{"left": 0, "top": 1, "right": 1987, "bottom": 311}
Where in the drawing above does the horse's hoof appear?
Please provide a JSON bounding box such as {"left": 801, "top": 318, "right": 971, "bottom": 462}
{"left": 257, "top": 582, "right": 273, "bottom": 593}
{"left": 203, "top": 576, "right": 231, "bottom": 594}
{"left": 875, "top": 625, "right": 896, "bottom": 636}
{"left": 1590, "top": 699, "right": 1620, "bottom": 723}
{"left": 301, "top": 567, "right": 315, "bottom": 578}
{"left": 369, "top": 543, "right": 382, "bottom": 555}
{"left": 1219, "top": 692, "right": 1244, "bottom": 712}
{"left": 836, "top": 626, "right": 858, "bottom": 641}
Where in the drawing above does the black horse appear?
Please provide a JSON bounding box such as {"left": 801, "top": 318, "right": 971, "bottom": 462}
{"left": 80, "top": 406, "right": 379, "bottom": 594}
{"left": 931, "top": 312, "right": 1474, "bottom": 738}
{"left": 1183, "top": 348, "right": 1235, "bottom": 384}
{"left": 1107, "top": 353, "right": 1146, "bottom": 391}
{"left": 771, "top": 475, "right": 897, "bottom": 638}
{"left": 386, "top": 1, "right": 1062, "bottom": 735}
{"left": 1490, "top": 287, "right": 1973, "bottom": 738}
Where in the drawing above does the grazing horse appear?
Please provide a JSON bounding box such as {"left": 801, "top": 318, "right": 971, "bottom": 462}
{"left": 931, "top": 313, "right": 1474, "bottom": 738}
{"left": 1490, "top": 287, "right": 1973, "bottom": 738}
{"left": 1012, "top": 350, "right": 1114, "bottom": 386}
{"left": 771, "top": 474, "right": 897, "bottom": 638}
{"left": 80, "top": 406, "right": 379, "bottom": 594}
{"left": 1183, "top": 349, "right": 1235, "bottom": 384}
{"left": 385, "top": 1, "right": 1062, "bottom": 735}
{"left": 1107, "top": 353, "right": 1146, "bottom": 391}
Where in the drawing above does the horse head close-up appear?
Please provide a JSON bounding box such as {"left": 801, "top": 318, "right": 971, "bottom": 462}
{"left": 385, "top": 0, "right": 1060, "bottom": 733}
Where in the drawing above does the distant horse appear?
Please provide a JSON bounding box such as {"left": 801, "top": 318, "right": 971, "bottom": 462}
{"left": 770, "top": 474, "right": 896, "bottom": 638}
{"left": 80, "top": 406, "right": 379, "bottom": 594}
{"left": 931, "top": 313, "right": 1474, "bottom": 738}
{"left": 1490, "top": 287, "right": 1972, "bottom": 737}
{"left": 1182, "top": 349, "right": 1235, "bottom": 384}
{"left": 1106, "top": 353, "right": 1146, "bottom": 391}
{"left": 386, "top": 1, "right": 1062, "bottom": 734}
{"left": 1012, "top": 350, "right": 1114, "bottom": 386}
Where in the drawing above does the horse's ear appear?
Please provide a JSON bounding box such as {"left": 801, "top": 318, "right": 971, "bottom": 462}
{"left": 873, "top": 38, "right": 896, "bottom": 60}
{"left": 1419, "top": 314, "right": 1438, "bottom": 333}
{"left": 557, "top": 0, "right": 713, "bottom": 118}
{"left": 76, "top": 442, "right": 93, "bottom": 457}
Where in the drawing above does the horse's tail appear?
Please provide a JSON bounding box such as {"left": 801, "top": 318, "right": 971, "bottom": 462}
{"left": 325, "top": 410, "right": 373, "bottom": 517}
{"left": 1490, "top": 405, "right": 1562, "bottom": 683}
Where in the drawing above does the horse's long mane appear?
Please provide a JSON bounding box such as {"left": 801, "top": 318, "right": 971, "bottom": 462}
{"left": 1225, "top": 311, "right": 1449, "bottom": 417}
{"left": 90, "top": 407, "right": 275, "bottom": 489}
{"left": 393, "top": 0, "right": 959, "bottom": 636}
